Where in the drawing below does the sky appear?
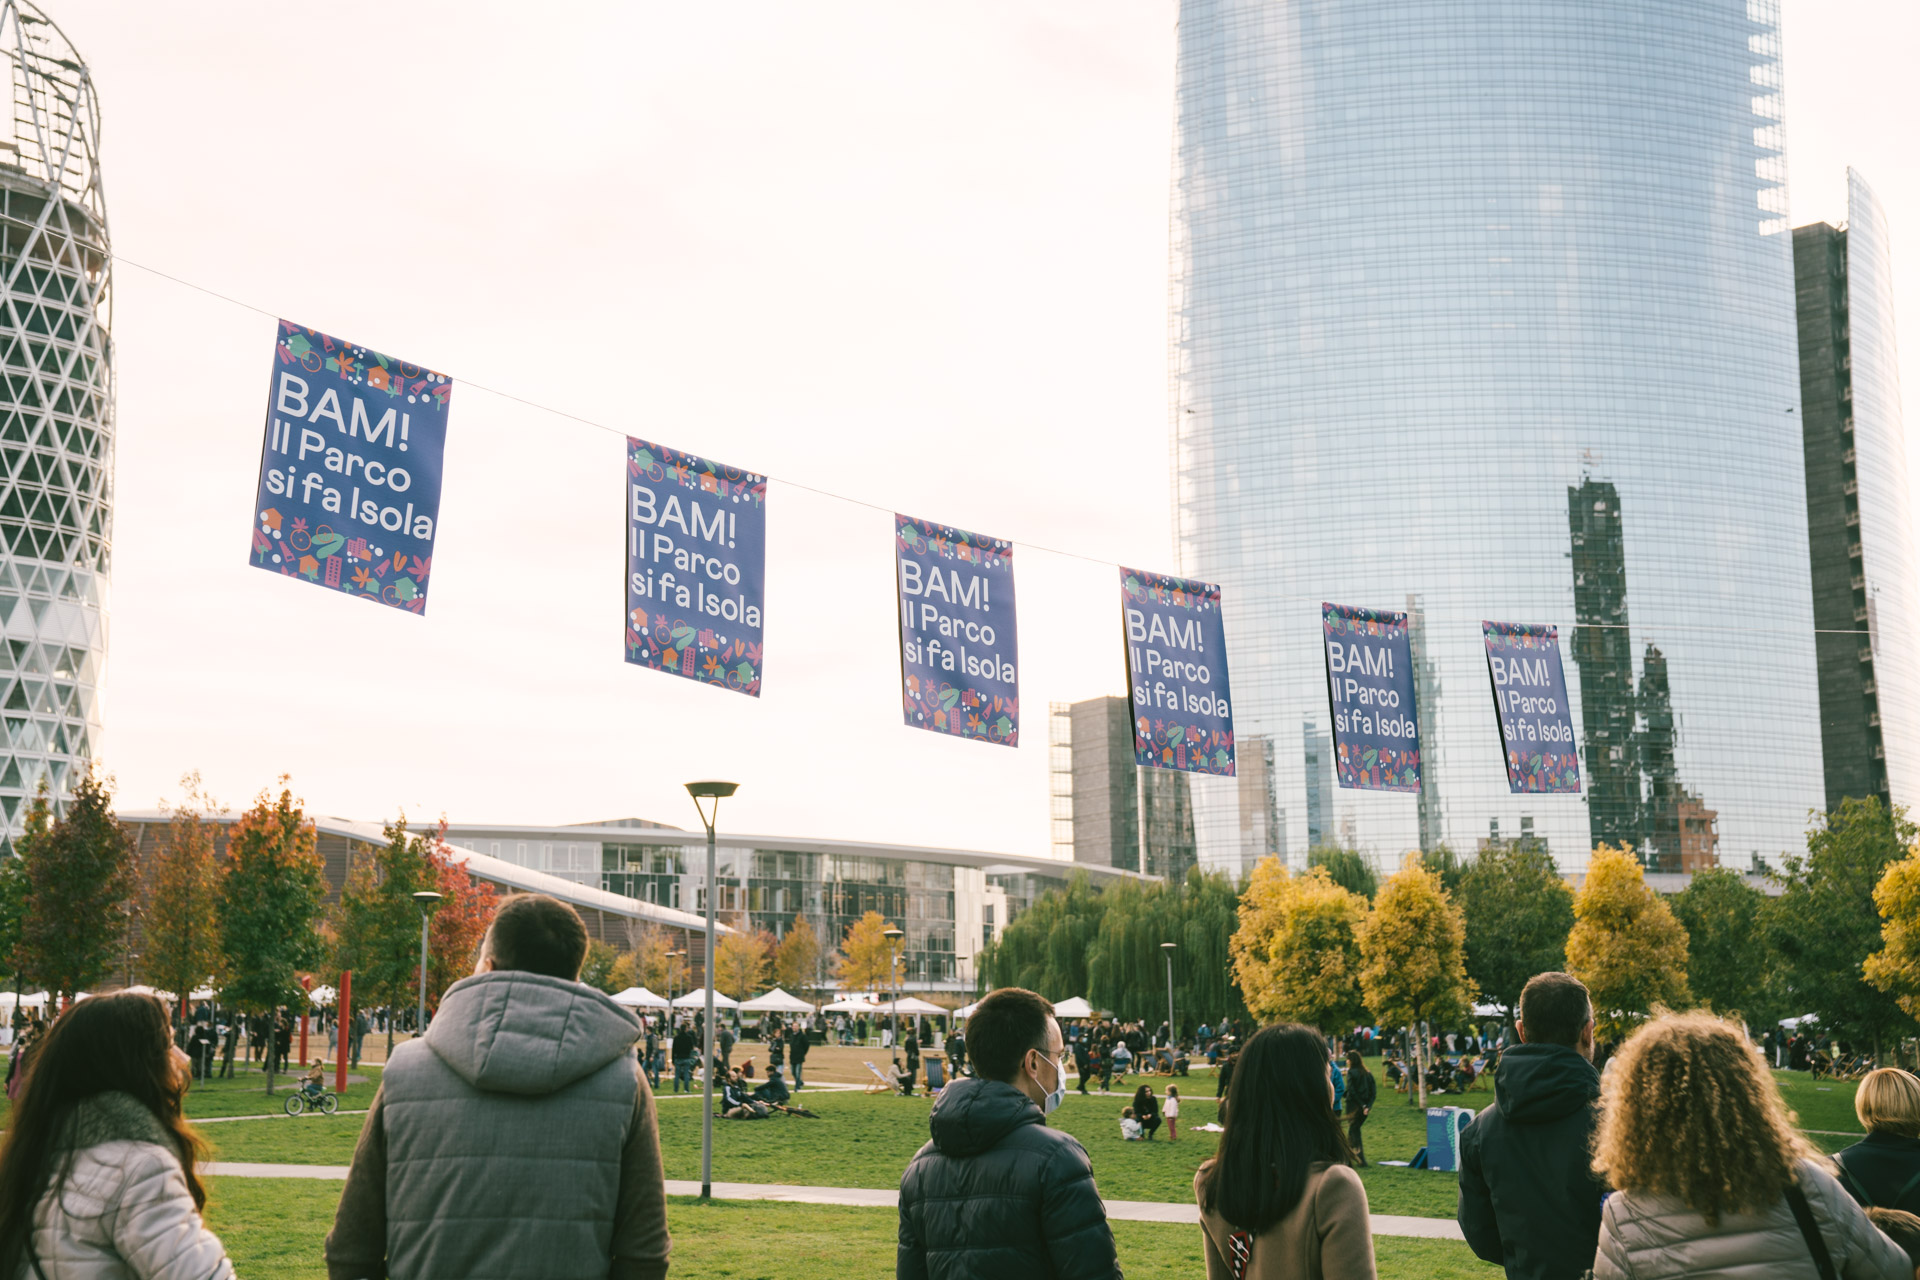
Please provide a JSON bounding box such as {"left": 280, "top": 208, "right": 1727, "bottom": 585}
{"left": 47, "top": 0, "right": 1920, "bottom": 856}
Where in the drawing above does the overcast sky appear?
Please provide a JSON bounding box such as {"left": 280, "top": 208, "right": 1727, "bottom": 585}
{"left": 56, "top": 1, "right": 1920, "bottom": 855}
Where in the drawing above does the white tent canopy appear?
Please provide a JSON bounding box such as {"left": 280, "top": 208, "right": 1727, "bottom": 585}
{"left": 740, "top": 988, "right": 815, "bottom": 1013}
{"left": 1051, "top": 997, "right": 1099, "bottom": 1019}
{"left": 612, "top": 987, "right": 671, "bottom": 1009}
{"left": 1781, "top": 1013, "right": 1821, "bottom": 1029}
{"left": 671, "top": 988, "right": 740, "bottom": 1010}
{"left": 955, "top": 1000, "right": 982, "bottom": 1019}
{"left": 821, "top": 995, "right": 880, "bottom": 1013}
{"left": 874, "top": 996, "right": 948, "bottom": 1017}
{"left": 307, "top": 986, "right": 337, "bottom": 1005}
{"left": 0, "top": 992, "right": 48, "bottom": 1009}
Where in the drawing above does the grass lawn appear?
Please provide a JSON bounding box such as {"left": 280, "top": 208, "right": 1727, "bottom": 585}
{"left": 203, "top": 1177, "right": 1494, "bottom": 1279}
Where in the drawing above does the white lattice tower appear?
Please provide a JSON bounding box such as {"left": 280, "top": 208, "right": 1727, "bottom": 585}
{"left": 0, "top": 0, "right": 108, "bottom": 842}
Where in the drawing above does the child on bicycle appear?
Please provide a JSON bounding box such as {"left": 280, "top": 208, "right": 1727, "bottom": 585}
{"left": 300, "top": 1060, "right": 326, "bottom": 1100}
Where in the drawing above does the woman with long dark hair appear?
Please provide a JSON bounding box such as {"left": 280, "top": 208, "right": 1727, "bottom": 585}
{"left": 1131, "top": 1084, "right": 1161, "bottom": 1140}
{"left": 0, "top": 991, "right": 234, "bottom": 1278}
{"left": 1195, "top": 1023, "right": 1375, "bottom": 1280}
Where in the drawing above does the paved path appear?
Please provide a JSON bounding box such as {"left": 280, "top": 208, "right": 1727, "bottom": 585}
{"left": 201, "top": 1164, "right": 1462, "bottom": 1239}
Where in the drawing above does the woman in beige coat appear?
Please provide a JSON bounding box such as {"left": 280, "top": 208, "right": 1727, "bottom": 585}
{"left": 1195, "top": 1023, "right": 1375, "bottom": 1280}
{"left": 0, "top": 991, "right": 234, "bottom": 1280}
{"left": 1591, "top": 1011, "right": 1907, "bottom": 1280}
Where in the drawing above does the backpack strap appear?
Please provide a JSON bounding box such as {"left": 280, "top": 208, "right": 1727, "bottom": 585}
{"left": 1832, "top": 1151, "right": 1875, "bottom": 1208}
{"left": 1896, "top": 1167, "right": 1920, "bottom": 1211}
{"left": 1784, "top": 1180, "right": 1840, "bottom": 1280}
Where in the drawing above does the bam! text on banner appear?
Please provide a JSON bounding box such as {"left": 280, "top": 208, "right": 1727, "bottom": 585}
{"left": 1483, "top": 621, "right": 1581, "bottom": 793}
{"left": 250, "top": 321, "right": 450, "bottom": 613}
{"left": 897, "top": 514, "right": 1018, "bottom": 745}
{"left": 1121, "top": 567, "right": 1234, "bottom": 774}
{"left": 1323, "top": 601, "right": 1421, "bottom": 791}
{"left": 624, "top": 438, "right": 767, "bottom": 695}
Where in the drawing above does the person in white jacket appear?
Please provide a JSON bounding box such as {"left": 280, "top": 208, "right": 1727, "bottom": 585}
{"left": 1589, "top": 1010, "right": 1908, "bottom": 1280}
{"left": 0, "top": 990, "right": 234, "bottom": 1280}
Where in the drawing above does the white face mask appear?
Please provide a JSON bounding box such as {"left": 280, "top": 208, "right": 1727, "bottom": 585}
{"left": 1035, "top": 1051, "right": 1067, "bottom": 1115}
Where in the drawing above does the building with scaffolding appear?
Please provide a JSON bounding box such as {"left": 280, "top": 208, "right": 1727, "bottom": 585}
{"left": 0, "top": 1, "right": 110, "bottom": 845}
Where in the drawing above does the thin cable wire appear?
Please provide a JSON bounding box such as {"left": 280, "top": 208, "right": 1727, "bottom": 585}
{"left": 112, "top": 253, "right": 1874, "bottom": 636}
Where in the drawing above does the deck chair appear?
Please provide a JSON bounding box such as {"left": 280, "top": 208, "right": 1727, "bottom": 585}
{"left": 863, "top": 1061, "right": 894, "bottom": 1094}
{"left": 924, "top": 1056, "right": 946, "bottom": 1092}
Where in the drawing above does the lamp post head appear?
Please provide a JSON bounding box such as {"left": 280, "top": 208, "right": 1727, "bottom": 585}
{"left": 882, "top": 926, "right": 905, "bottom": 943}
{"left": 413, "top": 891, "right": 443, "bottom": 909}
{"left": 1161, "top": 942, "right": 1177, "bottom": 952}
{"left": 685, "top": 781, "right": 739, "bottom": 799}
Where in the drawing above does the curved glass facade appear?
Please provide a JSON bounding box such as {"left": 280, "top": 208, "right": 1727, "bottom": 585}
{"left": 1170, "top": 0, "right": 1821, "bottom": 871}
{"left": 0, "top": 1, "right": 110, "bottom": 844}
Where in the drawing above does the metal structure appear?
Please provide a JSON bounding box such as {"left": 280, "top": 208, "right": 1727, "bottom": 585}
{"left": 0, "top": 1, "right": 111, "bottom": 845}
{"left": 685, "top": 780, "right": 737, "bottom": 1202}
{"left": 412, "top": 891, "right": 441, "bottom": 1036}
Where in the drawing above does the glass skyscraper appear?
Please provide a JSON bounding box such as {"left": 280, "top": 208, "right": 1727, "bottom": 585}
{"left": 0, "top": 1, "right": 111, "bottom": 844}
{"left": 1169, "top": 0, "right": 1821, "bottom": 872}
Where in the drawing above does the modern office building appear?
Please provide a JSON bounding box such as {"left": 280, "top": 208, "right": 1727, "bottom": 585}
{"left": 1169, "top": 0, "right": 1820, "bottom": 870}
{"left": 1045, "top": 697, "right": 1197, "bottom": 881}
{"left": 444, "top": 818, "right": 1146, "bottom": 995}
{"left": 0, "top": 1, "right": 111, "bottom": 845}
{"left": 1795, "top": 170, "right": 1920, "bottom": 815}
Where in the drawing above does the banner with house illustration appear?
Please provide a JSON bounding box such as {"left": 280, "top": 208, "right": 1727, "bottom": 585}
{"left": 1120, "top": 567, "right": 1234, "bottom": 774}
{"left": 625, "top": 438, "right": 767, "bottom": 696}
{"left": 896, "top": 514, "right": 1018, "bottom": 745}
{"left": 1322, "top": 602, "right": 1421, "bottom": 791}
{"left": 250, "top": 321, "right": 451, "bottom": 613}
{"left": 1483, "top": 621, "right": 1581, "bottom": 793}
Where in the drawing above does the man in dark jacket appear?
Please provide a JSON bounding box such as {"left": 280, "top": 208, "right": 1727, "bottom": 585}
{"left": 1458, "top": 971, "right": 1607, "bottom": 1280}
{"left": 672, "top": 1022, "right": 698, "bottom": 1093}
{"left": 897, "top": 987, "right": 1119, "bottom": 1280}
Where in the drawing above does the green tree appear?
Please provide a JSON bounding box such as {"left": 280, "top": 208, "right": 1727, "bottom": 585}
{"left": 420, "top": 830, "right": 497, "bottom": 1006}
{"left": 1359, "top": 858, "right": 1470, "bottom": 1107}
{"left": 1308, "top": 847, "right": 1378, "bottom": 900}
{"left": 140, "top": 774, "right": 228, "bottom": 1029}
{"left": 980, "top": 872, "right": 1106, "bottom": 998}
{"left": 1419, "top": 845, "right": 1468, "bottom": 895}
{"left": 0, "top": 785, "right": 51, "bottom": 993}
{"left": 219, "top": 780, "right": 327, "bottom": 1093}
{"left": 1566, "top": 845, "right": 1690, "bottom": 1039}
{"left": 580, "top": 938, "right": 621, "bottom": 994}
{"left": 1670, "top": 866, "right": 1770, "bottom": 1017}
{"left": 1230, "top": 859, "right": 1368, "bottom": 1033}
{"left": 1773, "top": 797, "right": 1917, "bottom": 1057}
{"left": 19, "top": 768, "right": 136, "bottom": 1005}
{"left": 330, "top": 817, "right": 437, "bottom": 1056}
{"left": 1087, "top": 869, "right": 1244, "bottom": 1029}
{"left": 1456, "top": 842, "right": 1574, "bottom": 1023}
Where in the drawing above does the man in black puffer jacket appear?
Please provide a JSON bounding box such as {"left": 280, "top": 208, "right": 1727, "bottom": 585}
{"left": 898, "top": 987, "right": 1120, "bottom": 1280}
{"left": 1458, "top": 971, "right": 1609, "bottom": 1280}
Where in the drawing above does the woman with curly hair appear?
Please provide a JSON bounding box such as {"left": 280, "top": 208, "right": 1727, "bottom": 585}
{"left": 0, "top": 991, "right": 234, "bottom": 1279}
{"left": 1591, "top": 1011, "right": 1907, "bottom": 1279}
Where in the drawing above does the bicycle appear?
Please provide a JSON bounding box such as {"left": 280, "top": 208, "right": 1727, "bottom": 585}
{"left": 284, "top": 1088, "right": 339, "bottom": 1116}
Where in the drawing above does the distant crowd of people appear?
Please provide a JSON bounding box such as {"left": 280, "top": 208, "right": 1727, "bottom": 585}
{"left": 7, "top": 897, "right": 1920, "bottom": 1280}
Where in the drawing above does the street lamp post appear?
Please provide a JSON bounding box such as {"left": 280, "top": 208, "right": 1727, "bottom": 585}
{"left": 412, "top": 892, "right": 442, "bottom": 1042}
{"left": 686, "top": 780, "right": 738, "bottom": 1203}
{"left": 1160, "top": 942, "right": 1177, "bottom": 1065}
{"left": 882, "top": 925, "right": 905, "bottom": 1051}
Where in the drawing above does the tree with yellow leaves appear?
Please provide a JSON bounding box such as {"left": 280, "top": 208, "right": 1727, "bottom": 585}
{"left": 773, "top": 916, "right": 823, "bottom": 996}
{"left": 715, "top": 928, "right": 775, "bottom": 1000}
{"left": 610, "top": 924, "right": 679, "bottom": 996}
{"left": 1865, "top": 849, "right": 1920, "bottom": 1021}
{"left": 836, "top": 911, "right": 902, "bottom": 995}
{"left": 1231, "top": 858, "right": 1368, "bottom": 1032}
{"left": 1565, "top": 844, "right": 1690, "bottom": 1039}
{"left": 1359, "top": 857, "right": 1470, "bottom": 1107}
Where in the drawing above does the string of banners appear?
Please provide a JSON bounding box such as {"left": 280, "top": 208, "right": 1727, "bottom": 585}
{"left": 248, "top": 321, "right": 1582, "bottom": 791}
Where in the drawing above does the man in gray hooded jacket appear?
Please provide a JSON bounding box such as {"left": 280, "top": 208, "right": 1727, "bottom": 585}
{"left": 326, "top": 893, "right": 669, "bottom": 1280}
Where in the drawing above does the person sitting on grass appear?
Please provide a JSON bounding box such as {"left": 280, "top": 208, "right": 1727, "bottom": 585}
{"left": 1132, "top": 1084, "right": 1161, "bottom": 1140}
{"left": 1121, "top": 1108, "right": 1143, "bottom": 1141}
{"left": 1111, "top": 1039, "right": 1133, "bottom": 1080}
{"left": 751, "top": 1067, "right": 790, "bottom": 1107}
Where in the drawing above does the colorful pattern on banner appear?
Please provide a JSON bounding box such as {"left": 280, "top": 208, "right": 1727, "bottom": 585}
{"left": 1121, "top": 567, "right": 1234, "bottom": 774}
{"left": 1323, "top": 602, "right": 1421, "bottom": 791}
{"left": 625, "top": 438, "right": 767, "bottom": 696}
{"left": 251, "top": 321, "right": 450, "bottom": 614}
{"left": 896, "top": 514, "right": 1018, "bottom": 745}
{"left": 1483, "top": 621, "right": 1581, "bottom": 793}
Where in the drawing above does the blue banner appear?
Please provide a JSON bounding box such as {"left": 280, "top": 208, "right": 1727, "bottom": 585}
{"left": 1121, "top": 567, "right": 1234, "bottom": 774}
{"left": 1482, "top": 621, "right": 1581, "bottom": 793}
{"left": 251, "top": 321, "right": 450, "bottom": 614}
{"left": 625, "top": 438, "right": 767, "bottom": 696}
{"left": 896, "top": 514, "right": 1018, "bottom": 745}
{"left": 1323, "top": 602, "right": 1421, "bottom": 791}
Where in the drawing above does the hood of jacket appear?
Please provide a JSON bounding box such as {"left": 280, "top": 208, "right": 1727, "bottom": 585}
{"left": 927, "top": 1077, "right": 1044, "bottom": 1157}
{"left": 63, "top": 1091, "right": 171, "bottom": 1150}
{"left": 424, "top": 969, "right": 640, "bottom": 1097}
{"left": 1495, "top": 1041, "right": 1599, "bottom": 1125}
